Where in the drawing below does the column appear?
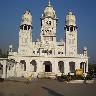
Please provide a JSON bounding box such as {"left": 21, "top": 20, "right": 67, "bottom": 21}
{"left": 83, "top": 62, "right": 87, "bottom": 76}
{"left": 26, "top": 60, "right": 30, "bottom": 71}
{"left": 23, "top": 25, "right": 24, "bottom": 30}
{"left": 63, "top": 61, "right": 65, "bottom": 74}
{"left": 36, "top": 60, "right": 43, "bottom": 73}
{"left": 64, "top": 61, "right": 69, "bottom": 75}
{"left": 25, "top": 60, "right": 31, "bottom": 77}
{"left": 27, "top": 25, "right": 28, "bottom": 30}
{"left": 2, "top": 60, "right": 7, "bottom": 78}
{"left": 83, "top": 63, "right": 85, "bottom": 73}
{"left": 75, "top": 61, "right": 80, "bottom": 70}
{"left": 52, "top": 60, "right": 59, "bottom": 75}
{"left": 86, "top": 61, "right": 88, "bottom": 73}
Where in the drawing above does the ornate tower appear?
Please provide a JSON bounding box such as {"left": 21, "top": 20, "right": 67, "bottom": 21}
{"left": 65, "top": 12, "right": 78, "bottom": 56}
{"left": 40, "top": 0, "right": 58, "bottom": 48}
{"left": 18, "top": 10, "right": 33, "bottom": 55}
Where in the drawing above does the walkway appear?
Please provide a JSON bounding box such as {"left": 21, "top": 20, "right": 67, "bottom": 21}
{"left": 0, "top": 79, "right": 96, "bottom": 96}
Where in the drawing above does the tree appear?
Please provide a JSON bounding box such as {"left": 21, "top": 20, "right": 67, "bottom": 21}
{"left": 0, "top": 48, "right": 8, "bottom": 58}
{"left": 88, "top": 64, "right": 94, "bottom": 77}
{"left": 0, "top": 49, "right": 2, "bottom": 58}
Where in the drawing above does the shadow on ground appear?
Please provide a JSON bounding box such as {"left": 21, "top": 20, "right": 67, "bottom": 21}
{"left": 42, "top": 86, "right": 64, "bottom": 96}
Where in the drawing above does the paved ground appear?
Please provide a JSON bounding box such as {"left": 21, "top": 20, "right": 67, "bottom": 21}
{"left": 0, "top": 78, "right": 96, "bottom": 96}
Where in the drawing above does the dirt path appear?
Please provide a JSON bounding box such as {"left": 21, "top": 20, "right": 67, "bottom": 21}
{"left": 0, "top": 79, "right": 96, "bottom": 96}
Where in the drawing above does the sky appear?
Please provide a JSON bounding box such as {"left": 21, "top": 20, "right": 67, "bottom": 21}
{"left": 0, "top": 0, "right": 96, "bottom": 63}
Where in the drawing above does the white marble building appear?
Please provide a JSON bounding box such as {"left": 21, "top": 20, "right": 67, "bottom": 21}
{"left": 7, "top": 1, "right": 88, "bottom": 78}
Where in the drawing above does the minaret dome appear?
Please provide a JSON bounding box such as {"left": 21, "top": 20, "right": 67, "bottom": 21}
{"left": 66, "top": 11, "right": 76, "bottom": 26}
{"left": 21, "top": 10, "right": 32, "bottom": 26}
{"left": 43, "top": 0, "right": 56, "bottom": 19}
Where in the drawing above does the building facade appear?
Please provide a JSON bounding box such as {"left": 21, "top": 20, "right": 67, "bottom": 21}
{"left": 7, "top": 1, "right": 88, "bottom": 78}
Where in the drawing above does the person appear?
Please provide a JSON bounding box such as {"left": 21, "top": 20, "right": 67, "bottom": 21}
{"left": 67, "top": 73, "right": 71, "bottom": 82}
{"left": 26, "top": 74, "right": 32, "bottom": 84}
{"left": 37, "top": 74, "right": 39, "bottom": 79}
{"left": 84, "top": 77, "right": 87, "bottom": 84}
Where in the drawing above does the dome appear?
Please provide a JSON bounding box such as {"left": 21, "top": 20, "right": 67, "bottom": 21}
{"left": 68, "top": 11, "right": 73, "bottom": 15}
{"left": 66, "top": 11, "right": 75, "bottom": 21}
{"left": 66, "top": 11, "right": 76, "bottom": 26}
{"left": 43, "top": 1, "right": 56, "bottom": 18}
{"left": 21, "top": 10, "right": 32, "bottom": 25}
{"left": 84, "top": 47, "right": 87, "bottom": 51}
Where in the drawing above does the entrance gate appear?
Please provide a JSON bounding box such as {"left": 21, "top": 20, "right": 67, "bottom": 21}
{"left": 43, "top": 61, "right": 52, "bottom": 72}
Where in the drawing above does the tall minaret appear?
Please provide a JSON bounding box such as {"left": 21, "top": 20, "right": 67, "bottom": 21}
{"left": 65, "top": 12, "right": 78, "bottom": 56}
{"left": 18, "top": 10, "right": 33, "bottom": 55}
{"left": 40, "top": 0, "right": 58, "bottom": 48}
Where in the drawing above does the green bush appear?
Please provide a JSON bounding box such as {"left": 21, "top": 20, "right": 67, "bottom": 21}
{"left": 57, "top": 74, "right": 88, "bottom": 81}
{"left": 57, "top": 75, "right": 67, "bottom": 82}
{"left": 75, "top": 75, "right": 84, "bottom": 80}
{"left": 71, "top": 75, "right": 76, "bottom": 80}
{"left": 61, "top": 75, "right": 67, "bottom": 79}
{"left": 67, "top": 75, "right": 85, "bottom": 80}
{"left": 85, "top": 75, "right": 93, "bottom": 80}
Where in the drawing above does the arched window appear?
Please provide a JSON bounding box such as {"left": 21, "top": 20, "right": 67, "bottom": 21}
{"left": 30, "top": 60, "right": 37, "bottom": 72}
{"left": 58, "top": 61, "right": 64, "bottom": 73}
{"left": 69, "top": 62, "right": 75, "bottom": 73}
{"left": 43, "top": 61, "right": 52, "bottom": 72}
{"left": 67, "top": 26, "right": 69, "bottom": 31}
{"left": 70, "top": 26, "right": 73, "bottom": 32}
{"left": 20, "top": 60, "right": 26, "bottom": 71}
{"left": 24, "top": 25, "right": 27, "bottom": 30}
{"left": 0, "top": 63, "right": 3, "bottom": 75}
{"left": 49, "top": 21, "right": 51, "bottom": 25}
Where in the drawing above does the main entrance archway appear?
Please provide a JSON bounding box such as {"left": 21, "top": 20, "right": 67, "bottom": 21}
{"left": 43, "top": 61, "right": 52, "bottom": 72}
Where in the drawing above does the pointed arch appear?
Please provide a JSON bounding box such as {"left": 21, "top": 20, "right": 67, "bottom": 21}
{"left": 30, "top": 60, "right": 37, "bottom": 72}
{"left": 43, "top": 61, "right": 52, "bottom": 72}
{"left": 0, "top": 63, "right": 3, "bottom": 76}
{"left": 58, "top": 61, "right": 64, "bottom": 73}
{"left": 69, "top": 61, "right": 75, "bottom": 73}
{"left": 20, "top": 60, "right": 26, "bottom": 71}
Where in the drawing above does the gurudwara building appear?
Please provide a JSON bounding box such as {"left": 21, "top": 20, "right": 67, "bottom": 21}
{"left": 7, "top": 1, "right": 88, "bottom": 78}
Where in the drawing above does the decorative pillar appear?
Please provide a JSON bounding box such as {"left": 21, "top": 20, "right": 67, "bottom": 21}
{"left": 27, "top": 25, "right": 28, "bottom": 30}
{"left": 23, "top": 25, "right": 24, "bottom": 30}
{"left": 63, "top": 61, "right": 65, "bottom": 74}
{"left": 64, "top": 61, "right": 69, "bottom": 75}
{"left": 86, "top": 61, "right": 88, "bottom": 73}
{"left": 36, "top": 60, "right": 43, "bottom": 73}
{"left": 2, "top": 60, "right": 7, "bottom": 78}
{"left": 83, "top": 63, "right": 85, "bottom": 73}
{"left": 26, "top": 60, "right": 30, "bottom": 71}
{"left": 52, "top": 60, "right": 59, "bottom": 74}
{"left": 75, "top": 61, "right": 80, "bottom": 70}
{"left": 25, "top": 60, "right": 31, "bottom": 77}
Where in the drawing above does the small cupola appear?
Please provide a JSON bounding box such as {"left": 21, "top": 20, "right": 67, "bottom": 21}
{"left": 21, "top": 10, "right": 32, "bottom": 26}
{"left": 42, "top": 0, "right": 56, "bottom": 19}
{"left": 66, "top": 11, "right": 76, "bottom": 26}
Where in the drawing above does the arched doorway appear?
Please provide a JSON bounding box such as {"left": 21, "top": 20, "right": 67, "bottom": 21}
{"left": 69, "top": 62, "right": 75, "bottom": 73}
{"left": 58, "top": 61, "right": 64, "bottom": 73}
{"left": 20, "top": 60, "right": 26, "bottom": 71}
{"left": 30, "top": 60, "right": 37, "bottom": 72}
{"left": 43, "top": 61, "right": 52, "bottom": 72}
{"left": 0, "top": 63, "right": 3, "bottom": 77}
